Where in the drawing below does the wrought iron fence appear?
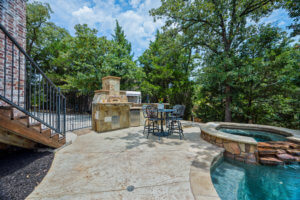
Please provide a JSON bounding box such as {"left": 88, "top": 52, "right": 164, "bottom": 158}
{"left": 63, "top": 90, "right": 93, "bottom": 131}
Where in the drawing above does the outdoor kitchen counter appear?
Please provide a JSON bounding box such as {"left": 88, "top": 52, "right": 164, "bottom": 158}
{"left": 92, "top": 103, "right": 131, "bottom": 132}
{"left": 129, "top": 107, "right": 143, "bottom": 127}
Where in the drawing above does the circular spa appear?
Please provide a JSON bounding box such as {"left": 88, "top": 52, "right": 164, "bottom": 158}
{"left": 201, "top": 122, "right": 300, "bottom": 200}
{"left": 218, "top": 128, "right": 288, "bottom": 142}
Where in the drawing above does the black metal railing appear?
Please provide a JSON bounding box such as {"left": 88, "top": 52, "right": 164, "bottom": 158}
{"left": 0, "top": 23, "right": 66, "bottom": 137}
{"left": 63, "top": 90, "right": 92, "bottom": 131}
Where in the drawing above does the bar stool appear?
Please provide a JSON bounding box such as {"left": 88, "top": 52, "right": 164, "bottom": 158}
{"left": 144, "top": 105, "right": 160, "bottom": 138}
{"left": 142, "top": 105, "right": 150, "bottom": 135}
{"left": 168, "top": 105, "right": 185, "bottom": 139}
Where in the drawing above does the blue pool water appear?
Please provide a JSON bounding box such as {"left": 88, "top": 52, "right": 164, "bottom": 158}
{"left": 211, "top": 157, "right": 300, "bottom": 200}
{"left": 219, "top": 128, "right": 287, "bottom": 142}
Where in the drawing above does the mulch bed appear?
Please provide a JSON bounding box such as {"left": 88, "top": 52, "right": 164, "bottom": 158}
{"left": 0, "top": 150, "right": 54, "bottom": 200}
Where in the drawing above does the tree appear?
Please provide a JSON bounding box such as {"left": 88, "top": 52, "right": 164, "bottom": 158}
{"left": 139, "top": 31, "right": 197, "bottom": 119}
{"left": 55, "top": 23, "right": 141, "bottom": 93}
{"left": 236, "top": 25, "right": 299, "bottom": 127}
{"left": 106, "top": 20, "right": 139, "bottom": 90}
{"left": 112, "top": 20, "right": 132, "bottom": 57}
{"left": 60, "top": 24, "right": 111, "bottom": 92}
{"left": 26, "top": 2, "right": 70, "bottom": 78}
{"left": 194, "top": 24, "right": 300, "bottom": 128}
{"left": 151, "top": 0, "right": 282, "bottom": 121}
{"left": 26, "top": 5, "right": 140, "bottom": 93}
{"left": 26, "top": 1, "right": 53, "bottom": 55}
{"left": 283, "top": 0, "right": 299, "bottom": 36}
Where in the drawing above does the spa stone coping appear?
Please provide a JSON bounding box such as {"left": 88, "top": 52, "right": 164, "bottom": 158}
{"left": 201, "top": 122, "right": 300, "bottom": 145}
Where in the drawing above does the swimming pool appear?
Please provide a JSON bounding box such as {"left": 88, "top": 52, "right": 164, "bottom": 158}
{"left": 211, "top": 157, "right": 300, "bottom": 200}
{"left": 219, "top": 128, "right": 287, "bottom": 142}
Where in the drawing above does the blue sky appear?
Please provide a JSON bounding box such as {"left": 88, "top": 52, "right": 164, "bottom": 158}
{"left": 31, "top": 0, "right": 296, "bottom": 59}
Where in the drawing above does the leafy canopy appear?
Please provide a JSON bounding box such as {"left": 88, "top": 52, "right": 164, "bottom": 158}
{"left": 151, "top": 0, "right": 283, "bottom": 122}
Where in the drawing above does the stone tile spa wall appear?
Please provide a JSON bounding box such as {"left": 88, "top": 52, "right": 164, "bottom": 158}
{"left": 201, "top": 130, "right": 258, "bottom": 164}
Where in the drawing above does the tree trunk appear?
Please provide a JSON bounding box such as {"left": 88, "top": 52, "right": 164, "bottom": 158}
{"left": 248, "top": 84, "right": 253, "bottom": 123}
{"left": 248, "top": 98, "right": 252, "bottom": 123}
{"left": 225, "top": 85, "right": 232, "bottom": 122}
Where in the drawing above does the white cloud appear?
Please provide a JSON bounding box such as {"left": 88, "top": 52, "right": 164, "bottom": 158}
{"left": 72, "top": 6, "right": 93, "bottom": 17}
{"left": 130, "top": 0, "right": 141, "bottom": 8}
{"left": 30, "top": 0, "right": 163, "bottom": 59}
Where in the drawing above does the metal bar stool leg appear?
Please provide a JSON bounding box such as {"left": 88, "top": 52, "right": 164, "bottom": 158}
{"left": 147, "top": 121, "right": 151, "bottom": 138}
{"left": 143, "top": 119, "right": 147, "bottom": 135}
{"left": 171, "top": 121, "right": 175, "bottom": 135}
{"left": 152, "top": 121, "right": 155, "bottom": 135}
{"left": 176, "top": 121, "right": 181, "bottom": 140}
{"left": 179, "top": 121, "right": 184, "bottom": 139}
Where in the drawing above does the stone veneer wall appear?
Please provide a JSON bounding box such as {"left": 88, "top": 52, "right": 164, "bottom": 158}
{"left": 92, "top": 103, "right": 130, "bottom": 132}
{"left": 201, "top": 130, "right": 258, "bottom": 164}
{"left": 0, "top": 0, "right": 26, "bottom": 116}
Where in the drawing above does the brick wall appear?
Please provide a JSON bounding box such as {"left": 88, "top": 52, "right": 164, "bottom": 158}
{"left": 0, "top": 0, "right": 26, "bottom": 115}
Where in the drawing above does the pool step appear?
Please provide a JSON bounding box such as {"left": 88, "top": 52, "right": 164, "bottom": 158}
{"left": 257, "top": 147, "right": 277, "bottom": 155}
{"left": 259, "top": 157, "right": 283, "bottom": 165}
{"left": 258, "top": 141, "right": 300, "bottom": 165}
{"left": 287, "top": 149, "right": 300, "bottom": 156}
{"left": 258, "top": 142, "right": 290, "bottom": 150}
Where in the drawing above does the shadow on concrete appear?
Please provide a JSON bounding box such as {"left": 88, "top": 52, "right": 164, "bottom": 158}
{"left": 102, "top": 126, "right": 223, "bottom": 173}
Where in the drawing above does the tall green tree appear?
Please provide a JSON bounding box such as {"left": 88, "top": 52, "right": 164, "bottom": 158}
{"left": 56, "top": 22, "right": 141, "bottom": 93}
{"left": 236, "top": 25, "right": 299, "bottom": 128}
{"left": 26, "top": 2, "right": 70, "bottom": 77}
{"left": 60, "top": 24, "right": 111, "bottom": 92}
{"left": 195, "top": 25, "right": 300, "bottom": 128}
{"left": 106, "top": 20, "right": 139, "bottom": 90}
{"left": 151, "top": 0, "right": 282, "bottom": 122}
{"left": 139, "top": 31, "right": 197, "bottom": 119}
{"left": 112, "top": 20, "right": 132, "bottom": 57}
{"left": 26, "top": 1, "right": 53, "bottom": 55}
{"left": 27, "top": 4, "right": 140, "bottom": 93}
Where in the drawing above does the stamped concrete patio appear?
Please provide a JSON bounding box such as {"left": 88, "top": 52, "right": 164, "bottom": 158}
{"left": 27, "top": 125, "right": 223, "bottom": 200}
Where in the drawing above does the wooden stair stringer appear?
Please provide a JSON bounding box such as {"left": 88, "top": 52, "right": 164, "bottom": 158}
{"left": 0, "top": 113, "right": 63, "bottom": 148}
{"left": 0, "top": 127, "right": 37, "bottom": 149}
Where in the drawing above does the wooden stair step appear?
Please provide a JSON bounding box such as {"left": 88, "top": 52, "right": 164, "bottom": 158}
{"left": 51, "top": 133, "right": 59, "bottom": 141}
{"left": 0, "top": 106, "right": 13, "bottom": 119}
{"left": 41, "top": 128, "right": 51, "bottom": 137}
{"left": 59, "top": 137, "right": 66, "bottom": 144}
{"left": 30, "top": 122, "right": 42, "bottom": 132}
{"left": 0, "top": 113, "right": 62, "bottom": 148}
{"left": 14, "top": 115, "right": 29, "bottom": 126}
